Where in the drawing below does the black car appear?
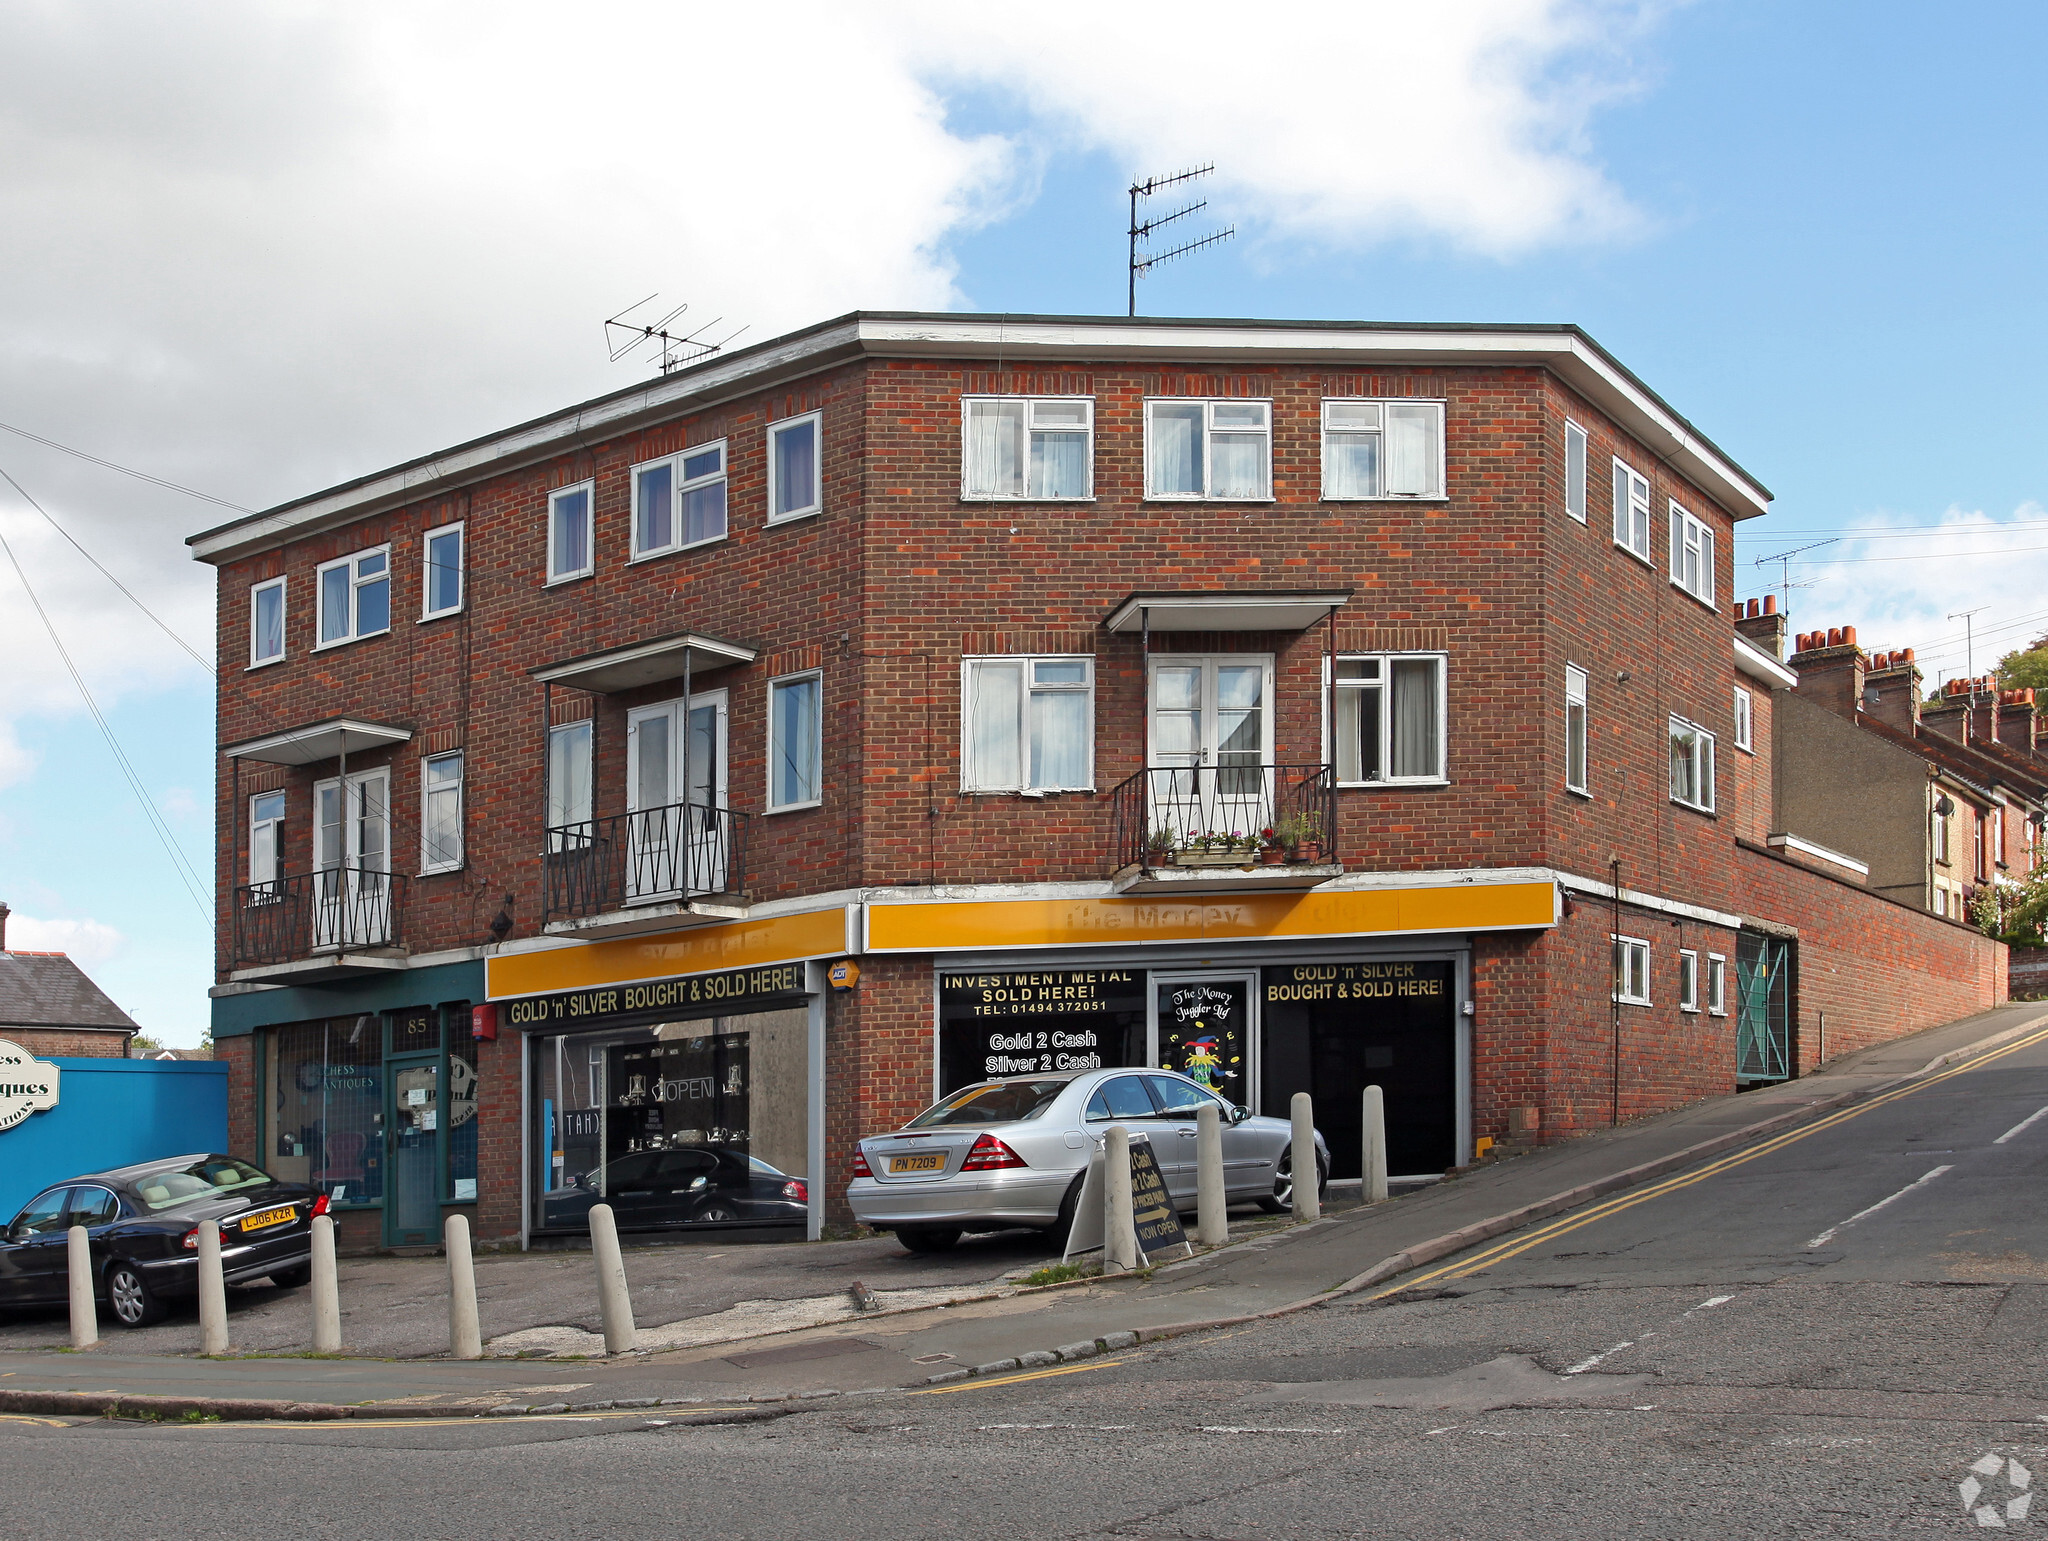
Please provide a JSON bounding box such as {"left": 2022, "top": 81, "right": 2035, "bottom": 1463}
{"left": 541, "top": 1147, "right": 809, "bottom": 1232}
{"left": 0, "top": 1153, "right": 321, "bottom": 1327}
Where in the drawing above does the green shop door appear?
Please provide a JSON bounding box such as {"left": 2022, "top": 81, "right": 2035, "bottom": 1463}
{"left": 384, "top": 1053, "right": 442, "bottom": 1247}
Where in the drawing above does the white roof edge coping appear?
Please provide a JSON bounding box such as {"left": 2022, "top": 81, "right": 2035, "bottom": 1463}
{"left": 188, "top": 314, "right": 1769, "bottom": 565}
{"left": 1734, "top": 632, "right": 1799, "bottom": 688}
{"left": 1765, "top": 833, "right": 1872, "bottom": 876}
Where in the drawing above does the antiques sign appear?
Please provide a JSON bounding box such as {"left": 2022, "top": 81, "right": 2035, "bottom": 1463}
{"left": 0, "top": 1039, "right": 60, "bottom": 1133}
{"left": 502, "top": 963, "right": 807, "bottom": 1030}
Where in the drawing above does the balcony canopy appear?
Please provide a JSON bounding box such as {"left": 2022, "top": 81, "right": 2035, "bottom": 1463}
{"left": 531, "top": 630, "right": 758, "bottom": 695}
{"left": 1103, "top": 591, "right": 1352, "bottom": 635}
{"left": 221, "top": 717, "right": 413, "bottom": 766}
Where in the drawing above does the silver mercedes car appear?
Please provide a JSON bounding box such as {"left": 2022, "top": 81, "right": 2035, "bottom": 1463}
{"left": 847, "top": 1067, "right": 1328, "bottom": 1253}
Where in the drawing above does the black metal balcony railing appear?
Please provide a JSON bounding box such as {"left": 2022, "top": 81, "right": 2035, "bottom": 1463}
{"left": 1110, "top": 763, "right": 1338, "bottom": 874}
{"left": 543, "top": 801, "right": 749, "bottom": 924}
{"left": 232, "top": 865, "right": 407, "bottom": 969}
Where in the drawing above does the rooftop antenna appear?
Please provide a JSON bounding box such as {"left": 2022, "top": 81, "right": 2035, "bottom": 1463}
{"left": 1753, "top": 537, "right": 1838, "bottom": 618}
{"left": 1949, "top": 606, "right": 1990, "bottom": 694}
{"left": 1128, "top": 166, "right": 1234, "bottom": 317}
{"left": 604, "top": 294, "right": 748, "bottom": 375}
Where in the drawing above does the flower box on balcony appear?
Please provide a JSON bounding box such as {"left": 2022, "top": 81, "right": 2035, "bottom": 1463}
{"left": 1174, "top": 848, "right": 1254, "bottom": 868}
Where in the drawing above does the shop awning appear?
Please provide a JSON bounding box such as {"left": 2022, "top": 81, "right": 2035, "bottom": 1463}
{"left": 1103, "top": 591, "right": 1351, "bottom": 634}
{"left": 531, "top": 631, "right": 758, "bottom": 694}
{"left": 221, "top": 717, "right": 414, "bottom": 766}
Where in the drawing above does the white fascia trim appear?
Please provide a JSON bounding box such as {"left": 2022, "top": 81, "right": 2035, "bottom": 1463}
{"left": 1734, "top": 633, "right": 1798, "bottom": 689}
{"left": 190, "top": 317, "right": 1768, "bottom": 564}
{"left": 855, "top": 866, "right": 1559, "bottom": 911}
{"left": 1556, "top": 870, "right": 1742, "bottom": 930}
{"left": 1766, "top": 833, "right": 1872, "bottom": 877}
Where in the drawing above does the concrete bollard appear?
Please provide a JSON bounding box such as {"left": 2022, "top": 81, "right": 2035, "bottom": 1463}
{"left": 1103, "top": 1125, "right": 1139, "bottom": 1272}
{"left": 66, "top": 1226, "right": 98, "bottom": 1349}
{"left": 1362, "top": 1084, "right": 1389, "bottom": 1205}
{"left": 588, "top": 1203, "right": 637, "bottom": 1354}
{"left": 310, "top": 1215, "right": 341, "bottom": 1354}
{"left": 1290, "top": 1092, "right": 1320, "bottom": 1223}
{"left": 446, "top": 1213, "right": 482, "bottom": 1360}
{"left": 1195, "top": 1102, "right": 1228, "bottom": 1247}
{"left": 197, "top": 1225, "right": 230, "bottom": 1355}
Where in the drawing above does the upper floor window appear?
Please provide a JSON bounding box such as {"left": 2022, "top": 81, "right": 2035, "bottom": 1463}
{"left": 768, "top": 412, "right": 821, "bottom": 523}
{"left": 316, "top": 546, "right": 390, "bottom": 647}
{"left": 1669, "top": 502, "right": 1715, "bottom": 605}
{"left": 633, "top": 442, "right": 727, "bottom": 558}
{"left": 1995, "top": 805, "right": 2007, "bottom": 868}
{"left": 1669, "top": 715, "right": 1716, "bottom": 813}
{"left": 1733, "top": 686, "right": 1753, "bottom": 752}
{"left": 249, "top": 790, "right": 285, "bottom": 889}
{"left": 767, "top": 671, "right": 823, "bottom": 810}
{"left": 547, "top": 482, "right": 594, "bottom": 583}
{"left": 962, "top": 656, "right": 1094, "bottom": 792}
{"left": 250, "top": 577, "right": 286, "bottom": 666}
{"left": 1564, "top": 419, "right": 1588, "bottom": 522}
{"left": 1613, "top": 934, "right": 1651, "bottom": 1006}
{"left": 420, "top": 751, "right": 464, "bottom": 874}
{"left": 1677, "top": 949, "right": 1700, "bottom": 1012}
{"left": 547, "top": 721, "right": 592, "bottom": 846}
{"left": 1327, "top": 654, "right": 1447, "bottom": 785}
{"left": 1565, "top": 664, "right": 1589, "bottom": 795}
{"left": 422, "top": 523, "right": 464, "bottom": 620}
{"left": 1933, "top": 796, "right": 1952, "bottom": 865}
{"left": 1321, "top": 399, "right": 1444, "bottom": 500}
{"left": 1975, "top": 812, "right": 1988, "bottom": 881}
{"left": 1707, "top": 952, "right": 1727, "bottom": 1015}
{"left": 1145, "top": 399, "right": 1271, "bottom": 501}
{"left": 1612, "top": 459, "right": 1651, "bottom": 563}
{"left": 961, "top": 397, "right": 1093, "bottom": 500}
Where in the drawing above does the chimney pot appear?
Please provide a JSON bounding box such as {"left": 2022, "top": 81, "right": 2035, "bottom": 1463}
{"left": 1902, "top": 648, "right": 1914, "bottom": 662}
{"left": 1763, "top": 594, "right": 1778, "bottom": 615}
{"left": 1842, "top": 625, "right": 1857, "bottom": 647}
{"left": 0, "top": 900, "right": 8, "bottom": 952}
{"left": 1827, "top": 627, "right": 1843, "bottom": 647}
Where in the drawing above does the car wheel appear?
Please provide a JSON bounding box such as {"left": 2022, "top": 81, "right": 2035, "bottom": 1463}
{"left": 896, "top": 1225, "right": 962, "bottom": 1254}
{"left": 694, "top": 1200, "right": 743, "bottom": 1224}
{"left": 1257, "top": 1148, "right": 1329, "bottom": 1214}
{"left": 269, "top": 1264, "right": 313, "bottom": 1290}
{"left": 1047, "top": 1173, "right": 1087, "bottom": 1250}
{"left": 104, "top": 1260, "right": 165, "bottom": 1328}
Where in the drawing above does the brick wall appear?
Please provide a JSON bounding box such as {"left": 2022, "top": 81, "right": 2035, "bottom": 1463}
{"left": 4, "top": 1027, "right": 133, "bottom": 1058}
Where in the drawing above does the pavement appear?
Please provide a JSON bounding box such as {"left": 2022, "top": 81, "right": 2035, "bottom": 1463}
{"left": 3, "top": 999, "right": 2043, "bottom": 1423}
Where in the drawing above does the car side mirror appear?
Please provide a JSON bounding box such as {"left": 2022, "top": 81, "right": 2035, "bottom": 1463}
{"left": 1229, "top": 1104, "right": 1253, "bottom": 1126}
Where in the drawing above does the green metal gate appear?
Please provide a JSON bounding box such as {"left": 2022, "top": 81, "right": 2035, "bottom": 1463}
{"left": 1735, "top": 931, "right": 1792, "bottom": 1083}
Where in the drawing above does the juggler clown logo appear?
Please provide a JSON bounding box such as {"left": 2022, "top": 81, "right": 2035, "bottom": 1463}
{"left": 1961, "top": 1454, "right": 2033, "bottom": 1528}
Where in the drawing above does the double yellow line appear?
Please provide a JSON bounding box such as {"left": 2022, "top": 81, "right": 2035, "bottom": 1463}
{"left": 1367, "top": 1022, "right": 2048, "bottom": 1301}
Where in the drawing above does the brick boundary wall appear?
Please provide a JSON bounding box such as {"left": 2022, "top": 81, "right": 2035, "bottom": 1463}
{"left": 2, "top": 1028, "right": 136, "bottom": 1059}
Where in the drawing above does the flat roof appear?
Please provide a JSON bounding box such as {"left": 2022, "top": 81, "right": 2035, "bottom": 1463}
{"left": 188, "top": 311, "right": 1773, "bottom": 564}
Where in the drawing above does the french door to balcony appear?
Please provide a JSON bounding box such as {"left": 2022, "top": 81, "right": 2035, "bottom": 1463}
{"left": 1147, "top": 656, "right": 1274, "bottom": 843}
{"left": 626, "top": 691, "right": 728, "bottom": 901}
{"left": 312, "top": 768, "right": 391, "bottom": 949}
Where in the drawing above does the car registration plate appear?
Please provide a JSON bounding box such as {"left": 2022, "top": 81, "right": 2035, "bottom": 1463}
{"left": 239, "top": 1206, "right": 296, "bottom": 1232}
{"left": 887, "top": 1153, "right": 945, "bottom": 1174}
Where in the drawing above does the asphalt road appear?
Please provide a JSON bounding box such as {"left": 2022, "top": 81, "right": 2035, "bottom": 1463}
{"left": 7, "top": 1028, "right": 2048, "bottom": 1539}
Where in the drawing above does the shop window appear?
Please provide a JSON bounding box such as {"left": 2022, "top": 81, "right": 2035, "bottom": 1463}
{"left": 1612, "top": 935, "right": 1651, "bottom": 1006}
{"left": 961, "top": 656, "right": 1094, "bottom": 792}
{"left": 265, "top": 1019, "right": 385, "bottom": 1205}
{"left": 448, "top": 1036, "right": 478, "bottom": 1202}
{"left": 1321, "top": 398, "right": 1444, "bottom": 500}
{"left": 1145, "top": 398, "right": 1271, "bottom": 501}
{"left": 250, "top": 577, "right": 286, "bottom": 665}
{"left": 1612, "top": 459, "right": 1651, "bottom": 563}
{"left": 1565, "top": 664, "right": 1589, "bottom": 796}
{"left": 961, "top": 397, "right": 1093, "bottom": 500}
{"left": 422, "top": 523, "right": 464, "bottom": 619}
{"left": 1327, "top": 654, "right": 1447, "bottom": 784}
{"left": 1564, "top": 419, "right": 1587, "bottom": 523}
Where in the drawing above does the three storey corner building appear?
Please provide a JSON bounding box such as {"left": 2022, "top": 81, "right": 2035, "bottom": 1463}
{"left": 192, "top": 312, "right": 2007, "bottom": 1251}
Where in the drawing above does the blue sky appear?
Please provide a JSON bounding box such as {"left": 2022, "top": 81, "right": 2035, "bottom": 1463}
{"left": 2, "top": 1, "right": 2045, "bottom": 1044}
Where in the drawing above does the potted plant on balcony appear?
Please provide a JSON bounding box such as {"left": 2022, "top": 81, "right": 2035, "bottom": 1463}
{"left": 1257, "top": 827, "right": 1287, "bottom": 866}
{"left": 1176, "top": 831, "right": 1244, "bottom": 868}
{"left": 1277, "top": 812, "right": 1325, "bottom": 865}
{"left": 1144, "top": 827, "right": 1177, "bottom": 869}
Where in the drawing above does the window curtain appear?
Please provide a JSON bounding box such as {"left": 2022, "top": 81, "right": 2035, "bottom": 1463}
{"left": 1390, "top": 660, "right": 1439, "bottom": 778}
{"left": 256, "top": 586, "right": 285, "bottom": 658}
{"left": 1030, "top": 430, "right": 1087, "bottom": 498}
{"left": 966, "top": 401, "right": 1026, "bottom": 497}
{"left": 1334, "top": 683, "right": 1376, "bottom": 782}
{"left": 967, "top": 662, "right": 1024, "bottom": 788}
{"left": 772, "top": 679, "right": 821, "bottom": 805}
{"left": 1326, "top": 432, "right": 1380, "bottom": 498}
{"left": 1386, "top": 405, "right": 1440, "bottom": 496}
{"left": 637, "top": 463, "right": 673, "bottom": 552}
{"left": 1614, "top": 464, "right": 1633, "bottom": 546}
{"left": 773, "top": 421, "right": 817, "bottom": 516}
{"left": 1030, "top": 683, "right": 1087, "bottom": 789}
{"left": 1149, "top": 403, "right": 1203, "bottom": 495}
{"left": 548, "top": 722, "right": 592, "bottom": 830}
{"left": 1210, "top": 433, "right": 1268, "bottom": 499}
{"left": 319, "top": 564, "right": 350, "bottom": 643}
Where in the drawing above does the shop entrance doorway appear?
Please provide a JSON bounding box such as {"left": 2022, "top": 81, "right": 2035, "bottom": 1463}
{"left": 384, "top": 1051, "right": 441, "bottom": 1247}
{"left": 1260, "top": 961, "right": 1457, "bottom": 1178}
{"left": 1149, "top": 972, "right": 1256, "bottom": 1110}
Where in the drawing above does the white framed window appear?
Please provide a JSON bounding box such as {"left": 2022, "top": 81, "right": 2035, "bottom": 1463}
{"left": 1145, "top": 398, "right": 1272, "bottom": 501}
{"left": 1733, "top": 686, "right": 1753, "bottom": 753}
{"left": 420, "top": 751, "right": 464, "bottom": 874}
{"left": 1612, "top": 458, "right": 1651, "bottom": 563}
{"left": 961, "top": 397, "right": 1094, "bottom": 500}
{"left": 962, "top": 656, "right": 1094, "bottom": 792}
{"left": 1669, "top": 501, "right": 1716, "bottom": 605}
{"left": 1565, "top": 664, "right": 1589, "bottom": 796}
{"left": 1564, "top": 419, "right": 1588, "bottom": 523}
{"left": 1995, "top": 806, "right": 2007, "bottom": 867}
{"left": 632, "top": 441, "right": 727, "bottom": 558}
{"left": 422, "top": 523, "right": 464, "bottom": 620}
{"left": 547, "top": 720, "right": 592, "bottom": 847}
{"left": 250, "top": 577, "right": 286, "bottom": 666}
{"left": 1669, "top": 716, "right": 1717, "bottom": 813}
{"left": 547, "top": 482, "right": 594, "bottom": 583}
{"left": 248, "top": 790, "right": 286, "bottom": 891}
{"left": 767, "top": 671, "right": 823, "bottom": 811}
{"left": 1613, "top": 935, "right": 1651, "bottom": 1006}
{"left": 315, "top": 546, "right": 391, "bottom": 648}
{"left": 1933, "top": 797, "right": 1952, "bottom": 865}
{"left": 767, "top": 412, "right": 822, "bottom": 523}
{"left": 1707, "top": 953, "right": 1727, "bottom": 1016}
{"left": 1321, "top": 398, "right": 1445, "bottom": 500}
{"left": 1326, "top": 654, "right": 1447, "bottom": 784}
{"left": 1677, "top": 949, "right": 1700, "bottom": 1012}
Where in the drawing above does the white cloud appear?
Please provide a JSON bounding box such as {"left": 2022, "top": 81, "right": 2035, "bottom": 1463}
{"left": 5, "top": 911, "right": 126, "bottom": 965}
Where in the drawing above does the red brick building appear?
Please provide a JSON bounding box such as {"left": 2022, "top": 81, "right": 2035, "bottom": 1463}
{"left": 189, "top": 312, "right": 2007, "bottom": 1250}
{"left": 0, "top": 903, "right": 139, "bottom": 1059}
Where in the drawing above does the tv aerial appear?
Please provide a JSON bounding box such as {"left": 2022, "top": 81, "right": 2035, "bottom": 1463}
{"left": 604, "top": 295, "right": 748, "bottom": 374}
{"left": 1128, "top": 165, "right": 1234, "bottom": 317}
{"left": 1752, "top": 536, "right": 1838, "bottom": 617}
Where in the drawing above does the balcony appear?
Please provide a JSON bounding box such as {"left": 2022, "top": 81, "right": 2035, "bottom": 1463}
{"left": 542, "top": 801, "right": 750, "bottom": 938}
{"left": 1109, "top": 764, "right": 1341, "bottom": 893}
{"left": 230, "top": 866, "right": 409, "bottom": 983}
